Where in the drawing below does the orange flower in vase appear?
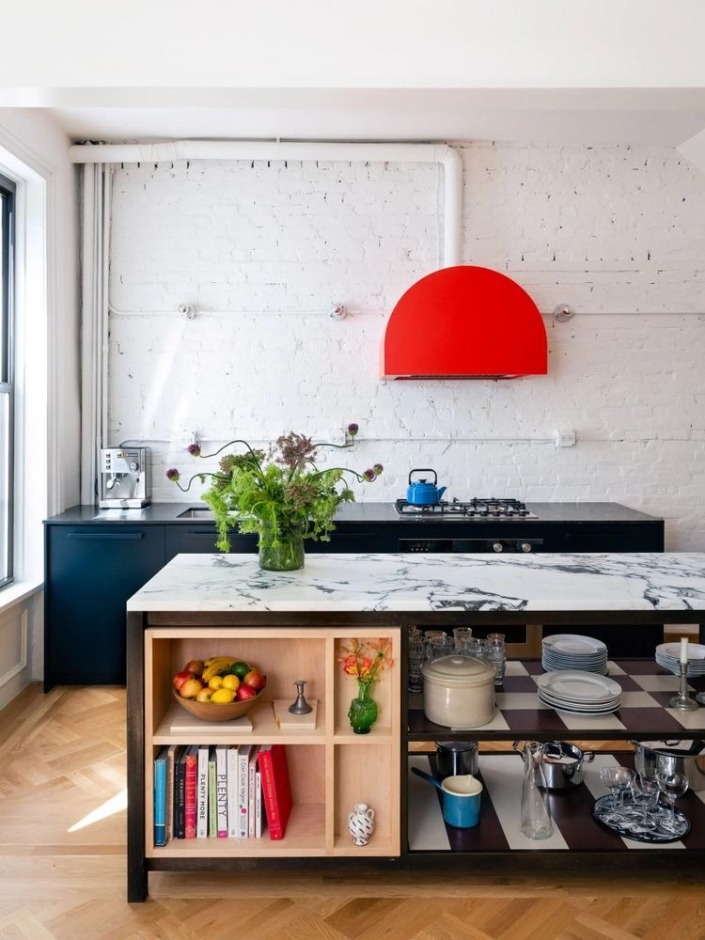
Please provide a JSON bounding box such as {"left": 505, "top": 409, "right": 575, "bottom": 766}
{"left": 339, "top": 638, "right": 394, "bottom": 734}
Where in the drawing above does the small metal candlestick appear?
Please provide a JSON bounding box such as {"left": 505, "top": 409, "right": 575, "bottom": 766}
{"left": 289, "top": 679, "right": 313, "bottom": 715}
{"left": 670, "top": 662, "right": 699, "bottom": 711}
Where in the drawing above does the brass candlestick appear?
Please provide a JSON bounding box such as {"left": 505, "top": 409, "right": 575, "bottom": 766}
{"left": 670, "top": 662, "right": 699, "bottom": 711}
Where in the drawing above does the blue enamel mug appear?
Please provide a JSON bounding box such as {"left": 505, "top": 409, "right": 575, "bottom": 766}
{"left": 412, "top": 766, "right": 483, "bottom": 828}
{"left": 440, "top": 774, "right": 483, "bottom": 828}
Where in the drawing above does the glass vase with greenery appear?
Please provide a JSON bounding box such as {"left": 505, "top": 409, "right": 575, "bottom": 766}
{"left": 167, "top": 424, "right": 382, "bottom": 570}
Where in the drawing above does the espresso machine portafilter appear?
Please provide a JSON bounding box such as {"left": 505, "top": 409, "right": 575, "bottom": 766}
{"left": 98, "top": 448, "right": 151, "bottom": 508}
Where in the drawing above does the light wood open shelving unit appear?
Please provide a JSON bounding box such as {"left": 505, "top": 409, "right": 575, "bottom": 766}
{"left": 140, "top": 626, "right": 401, "bottom": 868}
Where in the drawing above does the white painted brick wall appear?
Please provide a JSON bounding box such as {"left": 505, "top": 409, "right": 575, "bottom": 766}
{"left": 107, "top": 143, "right": 705, "bottom": 550}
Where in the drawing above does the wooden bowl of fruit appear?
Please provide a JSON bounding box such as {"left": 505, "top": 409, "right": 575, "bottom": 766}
{"left": 172, "top": 656, "right": 267, "bottom": 722}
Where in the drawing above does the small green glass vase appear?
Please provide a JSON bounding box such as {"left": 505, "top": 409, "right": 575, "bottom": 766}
{"left": 258, "top": 528, "right": 305, "bottom": 571}
{"left": 348, "top": 678, "right": 378, "bottom": 734}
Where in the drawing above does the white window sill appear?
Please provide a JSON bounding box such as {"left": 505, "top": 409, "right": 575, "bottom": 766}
{"left": 0, "top": 580, "right": 43, "bottom": 614}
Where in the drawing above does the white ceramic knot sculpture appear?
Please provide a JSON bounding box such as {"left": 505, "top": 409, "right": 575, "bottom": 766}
{"left": 348, "top": 802, "right": 375, "bottom": 846}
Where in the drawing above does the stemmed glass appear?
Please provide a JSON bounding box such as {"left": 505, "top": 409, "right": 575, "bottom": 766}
{"left": 599, "top": 766, "right": 635, "bottom": 820}
{"left": 631, "top": 774, "right": 660, "bottom": 830}
{"left": 656, "top": 771, "right": 689, "bottom": 832}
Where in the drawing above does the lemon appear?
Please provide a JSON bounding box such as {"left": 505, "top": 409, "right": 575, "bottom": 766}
{"left": 222, "top": 674, "right": 240, "bottom": 691}
{"left": 211, "top": 687, "right": 236, "bottom": 704}
{"left": 230, "top": 661, "right": 251, "bottom": 679}
{"left": 208, "top": 676, "right": 224, "bottom": 691}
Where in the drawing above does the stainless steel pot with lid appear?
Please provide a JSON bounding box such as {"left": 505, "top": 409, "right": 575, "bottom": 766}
{"left": 535, "top": 741, "right": 594, "bottom": 789}
{"left": 632, "top": 739, "right": 705, "bottom": 791}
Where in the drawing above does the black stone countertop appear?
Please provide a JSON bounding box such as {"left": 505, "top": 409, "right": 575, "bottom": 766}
{"left": 44, "top": 502, "right": 663, "bottom": 526}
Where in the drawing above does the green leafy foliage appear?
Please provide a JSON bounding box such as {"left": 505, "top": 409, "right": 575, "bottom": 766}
{"left": 168, "top": 430, "right": 382, "bottom": 553}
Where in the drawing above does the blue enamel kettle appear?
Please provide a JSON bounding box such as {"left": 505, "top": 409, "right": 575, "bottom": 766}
{"left": 407, "top": 469, "right": 447, "bottom": 506}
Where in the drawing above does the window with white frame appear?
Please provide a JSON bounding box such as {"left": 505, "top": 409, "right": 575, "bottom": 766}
{"left": 0, "top": 173, "right": 15, "bottom": 586}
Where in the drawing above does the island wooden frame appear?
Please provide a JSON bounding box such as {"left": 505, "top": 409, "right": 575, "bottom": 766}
{"left": 127, "top": 607, "right": 705, "bottom": 903}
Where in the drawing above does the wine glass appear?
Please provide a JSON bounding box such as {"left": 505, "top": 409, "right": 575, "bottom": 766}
{"left": 599, "top": 766, "right": 634, "bottom": 818}
{"left": 656, "top": 770, "right": 689, "bottom": 831}
{"left": 631, "top": 774, "right": 660, "bottom": 829}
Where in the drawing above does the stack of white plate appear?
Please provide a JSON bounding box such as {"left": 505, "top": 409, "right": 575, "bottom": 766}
{"left": 536, "top": 670, "right": 622, "bottom": 714}
{"left": 542, "top": 634, "right": 608, "bottom": 675}
{"left": 655, "top": 642, "right": 705, "bottom": 678}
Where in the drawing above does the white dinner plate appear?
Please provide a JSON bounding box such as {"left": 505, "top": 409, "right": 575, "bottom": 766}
{"left": 538, "top": 697, "right": 621, "bottom": 715}
{"left": 542, "top": 634, "right": 608, "bottom": 655}
{"left": 536, "top": 670, "right": 622, "bottom": 703}
{"left": 537, "top": 689, "right": 621, "bottom": 711}
{"left": 657, "top": 642, "right": 705, "bottom": 661}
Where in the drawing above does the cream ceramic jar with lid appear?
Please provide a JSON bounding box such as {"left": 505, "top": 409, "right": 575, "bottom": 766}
{"left": 422, "top": 655, "right": 496, "bottom": 728}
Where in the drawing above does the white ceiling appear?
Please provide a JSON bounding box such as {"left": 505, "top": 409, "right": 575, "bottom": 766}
{"left": 39, "top": 88, "right": 705, "bottom": 148}
{"left": 7, "top": 3, "right": 705, "bottom": 151}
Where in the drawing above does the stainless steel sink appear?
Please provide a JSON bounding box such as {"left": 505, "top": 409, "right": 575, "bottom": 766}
{"left": 177, "top": 507, "right": 215, "bottom": 519}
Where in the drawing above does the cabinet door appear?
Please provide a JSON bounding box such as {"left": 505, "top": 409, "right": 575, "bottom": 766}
{"left": 541, "top": 524, "right": 664, "bottom": 552}
{"left": 165, "top": 526, "right": 257, "bottom": 560}
{"left": 318, "top": 526, "right": 398, "bottom": 554}
{"left": 44, "top": 525, "right": 166, "bottom": 688}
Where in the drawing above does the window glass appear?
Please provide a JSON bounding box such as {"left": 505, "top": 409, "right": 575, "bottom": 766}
{"left": 0, "top": 174, "right": 15, "bottom": 587}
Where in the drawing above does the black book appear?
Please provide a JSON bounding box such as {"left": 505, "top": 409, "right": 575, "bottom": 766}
{"left": 174, "top": 747, "right": 188, "bottom": 839}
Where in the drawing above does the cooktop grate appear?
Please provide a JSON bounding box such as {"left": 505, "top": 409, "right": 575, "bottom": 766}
{"left": 394, "top": 498, "right": 536, "bottom": 519}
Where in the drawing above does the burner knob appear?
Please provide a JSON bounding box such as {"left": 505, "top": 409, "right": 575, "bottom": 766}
{"left": 491, "top": 542, "right": 504, "bottom": 553}
{"left": 518, "top": 542, "right": 533, "bottom": 553}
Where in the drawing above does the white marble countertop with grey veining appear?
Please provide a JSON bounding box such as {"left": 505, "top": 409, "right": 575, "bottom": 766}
{"left": 126, "top": 552, "right": 705, "bottom": 613}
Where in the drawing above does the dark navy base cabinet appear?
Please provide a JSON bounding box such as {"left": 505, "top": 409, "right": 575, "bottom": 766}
{"left": 43, "top": 526, "right": 166, "bottom": 690}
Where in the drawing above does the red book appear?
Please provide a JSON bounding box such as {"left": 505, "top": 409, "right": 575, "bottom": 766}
{"left": 183, "top": 745, "right": 198, "bottom": 839}
{"left": 257, "top": 744, "right": 292, "bottom": 840}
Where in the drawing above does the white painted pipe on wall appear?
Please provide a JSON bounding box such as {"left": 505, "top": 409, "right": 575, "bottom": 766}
{"left": 68, "top": 139, "right": 463, "bottom": 267}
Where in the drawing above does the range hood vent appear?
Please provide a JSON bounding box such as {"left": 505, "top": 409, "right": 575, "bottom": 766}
{"left": 381, "top": 265, "right": 548, "bottom": 380}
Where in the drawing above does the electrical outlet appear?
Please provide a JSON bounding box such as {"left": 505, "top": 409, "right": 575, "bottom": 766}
{"left": 554, "top": 428, "right": 576, "bottom": 448}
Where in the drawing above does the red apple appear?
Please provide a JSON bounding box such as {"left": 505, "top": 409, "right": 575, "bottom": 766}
{"left": 196, "top": 687, "right": 213, "bottom": 703}
{"left": 179, "top": 677, "right": 204, "bottom": 699}
{"left": 172, "top": 669, "right": 194, "bottom": 691}
{"left": 184, "top": 659, "right": 204, "bottom": 677}
{"left": 235, "top": 683, "right": 258, "bottom": 701}
{"left": 243, "top": 669, "right": 266, "bottom": 691}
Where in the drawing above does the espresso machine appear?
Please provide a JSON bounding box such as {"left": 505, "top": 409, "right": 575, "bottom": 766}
{"left": 98, "top": 447, "right": 151, "bottom": 508}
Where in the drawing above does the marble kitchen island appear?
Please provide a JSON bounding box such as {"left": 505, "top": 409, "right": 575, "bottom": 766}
{"left": 126, "top": 552, "right": 705, "bottom": 901}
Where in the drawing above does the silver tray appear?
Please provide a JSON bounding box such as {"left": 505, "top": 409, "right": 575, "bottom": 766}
{"left": 593, "top": 794, "right": 690, "bottom": 844}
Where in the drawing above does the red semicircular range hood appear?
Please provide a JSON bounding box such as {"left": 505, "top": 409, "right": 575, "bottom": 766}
{"left": 381, "top": 265, "right": 548, "bottom": 379}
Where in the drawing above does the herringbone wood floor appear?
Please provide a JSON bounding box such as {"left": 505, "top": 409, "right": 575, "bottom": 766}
{"left": 0, "top": 683, "right": 704, "bottom": 939}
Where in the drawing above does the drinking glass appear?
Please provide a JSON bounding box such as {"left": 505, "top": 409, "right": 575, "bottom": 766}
{"left": 599, "top": 766, "right": 634, "bottom": 820}
{"left": 487, "top": 632, "right": 506, "bottom": 686}
{"left": 429, "top": 635, "right": 454, "bottom": 660}
{"left": 631, "top": 774, "right": 660, "bottom": 829}
{"left": 656, "top": 771, "right": 689, "bottom": 831}
{"left": 453, "top": 627, "right": 473, "bottom": 652}
{"left": 407, "top": 639, "right": 425, "bottom": 693}
{"left": 469, "top": 637, "right": 490, "bottom": 663}
{"left": 423, "top": 630, "right": 446, "bottom": 661}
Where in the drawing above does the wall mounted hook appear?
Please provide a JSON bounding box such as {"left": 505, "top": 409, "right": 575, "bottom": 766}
{"left": 330, "top": 303, "right": 348, "bottom": 321}
{"left": 553, "top": 304, "right": 575, "bottom": 322}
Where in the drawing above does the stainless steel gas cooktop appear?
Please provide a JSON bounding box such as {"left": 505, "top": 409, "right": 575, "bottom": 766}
{"left": 394, "top": 498, "right": 537, "bottom": 519}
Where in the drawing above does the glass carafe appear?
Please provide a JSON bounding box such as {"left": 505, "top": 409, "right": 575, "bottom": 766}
{"left": 518, "top": 741, "right": 554, "bottom": 840}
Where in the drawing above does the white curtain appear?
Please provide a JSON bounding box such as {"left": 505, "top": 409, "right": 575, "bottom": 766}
{"left": 79, "top": 164, "right": 111, "bottom": 504}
